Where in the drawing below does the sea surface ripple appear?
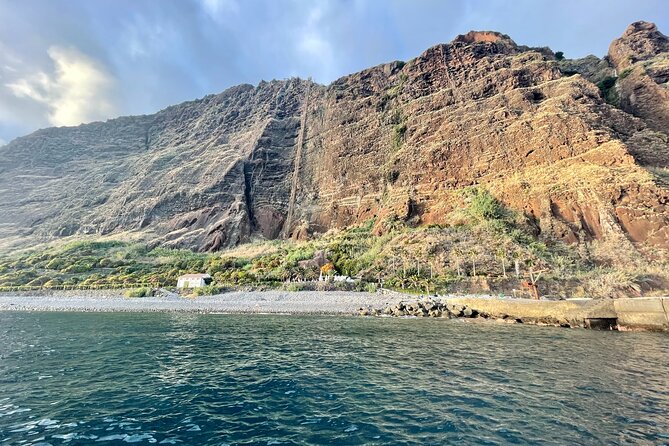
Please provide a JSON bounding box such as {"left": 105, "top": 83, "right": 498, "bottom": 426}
{"left": 0, "top": 312, "right": 667, "bottom": 445}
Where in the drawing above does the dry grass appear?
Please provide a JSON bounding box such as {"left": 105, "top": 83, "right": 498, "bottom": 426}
{"left": 218, "top": 240, "right": 283, "bottom": 259}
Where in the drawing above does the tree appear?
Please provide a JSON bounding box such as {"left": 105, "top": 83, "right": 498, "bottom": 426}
{"left": 450, "top": 248, "right": 465, "bottom": 277}
{"left": 496, "top": 246, "right": 508, "bottom": 278}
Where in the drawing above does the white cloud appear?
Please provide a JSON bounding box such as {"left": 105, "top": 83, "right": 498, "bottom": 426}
{"left": 121, "top": 14, "right": 176, "bottom": 60}
{"left": 296, "top": 3, "right": 337, "bottom": 82}
{"left": 199, "top": 0, "right": 238, "bottom": 23}
{"left": 0, "top": 138, "right": 6, "bottom": 146}
{"left": 5, "top": 46, "right": 117, "bottom": 127}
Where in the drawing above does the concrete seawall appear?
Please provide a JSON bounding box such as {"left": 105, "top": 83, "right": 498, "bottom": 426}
{"left": 613, "top": 298, "right": 669, "bottom": 331}
{"left": 444, "top": 297, "right": 669, "bottom": 331}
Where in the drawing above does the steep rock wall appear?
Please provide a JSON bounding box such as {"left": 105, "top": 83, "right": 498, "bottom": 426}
{"left": 0, "top": 25, "right": 668, "bottom": 252}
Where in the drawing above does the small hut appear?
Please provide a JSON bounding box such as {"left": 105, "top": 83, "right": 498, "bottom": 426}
{"left": 177, "top": 273, "right": 212, "bottom": 289}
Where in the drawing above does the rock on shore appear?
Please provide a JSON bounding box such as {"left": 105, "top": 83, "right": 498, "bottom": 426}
{"left": 358, "top": 296, "right": 669, "bottom": 332}
{"left": 357, "top": 297, "right": 584, "bottom": 327}
{"left": 358, "top": 298, "right": 487, "bottom": 320}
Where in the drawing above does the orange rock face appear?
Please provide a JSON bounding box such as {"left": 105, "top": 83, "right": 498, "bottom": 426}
{"left": 291, "top": 29, "right": 669, "bottom": 249}
{"left": 0, "top": 23, "right": 667, "bottom": 252}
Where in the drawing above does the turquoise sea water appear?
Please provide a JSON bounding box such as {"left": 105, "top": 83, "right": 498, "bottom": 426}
{"left": 0, "top": 313, "right": 667, "bottom": 445}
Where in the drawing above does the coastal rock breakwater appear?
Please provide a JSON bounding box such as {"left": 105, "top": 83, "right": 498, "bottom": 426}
{"left": 358, "top": 296, "right": 669, "bottom": 332}
{"left": 358, "top": 299, "right": 483, "bottom": 320}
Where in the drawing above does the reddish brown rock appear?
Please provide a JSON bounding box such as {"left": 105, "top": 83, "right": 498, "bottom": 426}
{"left": 609, "top": 21, "right": 669, "bottom": 138}
{"left": 0, "top": 23, "right": 668, "bottom": 252}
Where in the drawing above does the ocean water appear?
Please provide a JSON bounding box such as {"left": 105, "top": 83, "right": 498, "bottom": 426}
{"left": 0, "top": 313, "right": 667, "bottom": 445}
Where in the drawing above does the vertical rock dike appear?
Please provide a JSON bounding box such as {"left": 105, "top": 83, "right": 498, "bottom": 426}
{"left": 282, "top": 82, "right": 311, "bottom": 239}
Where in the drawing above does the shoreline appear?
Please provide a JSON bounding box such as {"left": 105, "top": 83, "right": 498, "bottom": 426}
{"left": 1, "top": 291, "right": 667, "bottom": 332}
{"left": 0, "top": 290, "right": 405, "bottom": 315}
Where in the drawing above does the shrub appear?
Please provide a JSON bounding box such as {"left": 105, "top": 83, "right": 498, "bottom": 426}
{"left": 45, "top": 258, "right": 68, "bottom": 270}
{"left": 384, "top": 168, "right": 400, "bottom": 183}
{"left": 62, "top": 261, "right": 94, "bottom": 274}
{"left": 392, "top": 123, "right": 407, "bottom": 149}
{"left": 464, "top": 187, "right": 506, "bottom": 223}
{"left": 285, "top": 246, "right": 315, "bottom": 266}
{"left": 284, "top": 283, "right": 306, "bottom": 292}
{"left": 192, "top": 285, "right": 223, "bottom": 296}
{"left": 596, "top": 76, "right": 619, "bottom": 105}
{"left": 124, "top": 287, "right": 154, "bottom": 298}
{"left": 365, "top": 282, "right": 378, "bottom": 293}
{"left": 554, "top": 51, "right": 564, "bottom": 61}
{"left": 27, "top": 276, "right": 51, "bottom": 287}
{"left": 98, "top": 258, "right": 124, "bottom": 268}
{"left": 618, "top": 68, "right": 632, "bottom": 80}
{"left": 43, "top": 279, "right": 62, "bottom": 288}
{"left": 229, "top": 270, "right": 257, "bottom": 285}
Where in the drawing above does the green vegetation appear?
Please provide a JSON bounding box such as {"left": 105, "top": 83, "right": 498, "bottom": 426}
{"left": 124, "top": 287, "right": 154, "bottom": 298}
{"left": 554, "top": 51, "right": 565, "bottom": 61}
{"left": 0, "top": 187, "right": 666, "bottom": 298}
{"left": 392, "top": 122, "right": 407, "bottom": 149}
{"left": 618, "top": 68, "right": 633, "bottom": 80}
{"left": 463, "top": 187, "right": 506, "bottom": 223}
{"left": 191, "top": 284, "right": 224, "bottom": 296}
{"left": 596, "top": 76, "right": 619, "bottom": 105}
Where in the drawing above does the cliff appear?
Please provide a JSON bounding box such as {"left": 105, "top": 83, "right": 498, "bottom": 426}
{"left": 0, "top": 23, "right": 668, "bottom": 253}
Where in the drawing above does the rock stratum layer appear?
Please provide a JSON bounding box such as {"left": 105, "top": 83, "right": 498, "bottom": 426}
{"left": 1, "top": 22, "right": 668, "bottom": 252}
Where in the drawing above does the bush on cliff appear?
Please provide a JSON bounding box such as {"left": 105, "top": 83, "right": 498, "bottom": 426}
{"left": 463, "top": 187, "right": 506, "bottom": 224}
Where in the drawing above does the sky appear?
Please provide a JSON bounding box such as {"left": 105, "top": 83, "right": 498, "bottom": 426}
{"left": 0, "top": 0, "right": 667, "bottom": 145}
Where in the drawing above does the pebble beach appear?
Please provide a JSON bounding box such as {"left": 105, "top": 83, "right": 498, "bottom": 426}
{"left": 0, "top": 290, "right": 404, "bottom": 314}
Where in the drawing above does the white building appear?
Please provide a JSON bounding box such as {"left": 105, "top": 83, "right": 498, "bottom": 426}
{"left": 177, "top": 273, "right": 212, "bottom": 288}
{"left": 318, "top": 274, "right": 356, "bottom": 283}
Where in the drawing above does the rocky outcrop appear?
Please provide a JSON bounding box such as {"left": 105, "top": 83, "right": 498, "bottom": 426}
{"left": 557, "top": 55, "right": 615, "bottom": 84}
{"left": 609, "top": 21, "right": 669, "bottom": 70}
{"left": 609, "top": 21, "right": 669, "bottom": 138}
{"left": 0, "top": 23, "right": 668, "bottom": 252}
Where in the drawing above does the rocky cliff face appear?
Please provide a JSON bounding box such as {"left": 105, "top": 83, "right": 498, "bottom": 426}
{"left": 609, "top": 21, "right": 669, "bottom": 139}
{"left": 1, "top": 23, "right": 668, "bottom": 252}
